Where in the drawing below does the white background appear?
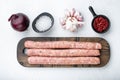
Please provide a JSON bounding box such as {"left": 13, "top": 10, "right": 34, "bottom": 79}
{"left": 0, "top": 0, "right": 120, "bottom": 80}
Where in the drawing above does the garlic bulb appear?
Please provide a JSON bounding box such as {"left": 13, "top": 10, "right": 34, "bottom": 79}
{"left": 60, "top": 8, "right": 84, "bottom": 32}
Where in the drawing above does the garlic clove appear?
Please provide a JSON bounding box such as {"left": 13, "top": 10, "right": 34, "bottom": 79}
{"left": 60, "top": 17, "right": 66, "bottom": 26}
{"left": 70, "top": 8, "right": 76, "bottom": 17}
{"left": 74, "top": 11, "right": 80, "bottom": 18}
{"left": 76, "top": 15, "right": 83, "bottom": 21}
{"left": 64, "top": 9, "right": 71, "bottom": 17}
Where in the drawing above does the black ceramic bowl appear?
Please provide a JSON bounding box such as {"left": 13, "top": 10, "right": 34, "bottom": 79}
{"left": 32, "top": 12, "right": 54, "bottom": 33}
{"left": 89, "top": 6, "right": 110, "bottom": 33}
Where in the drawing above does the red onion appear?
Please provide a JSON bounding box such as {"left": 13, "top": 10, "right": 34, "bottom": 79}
{"left": 8, "top": 13, "right": 30, "bottom": 32}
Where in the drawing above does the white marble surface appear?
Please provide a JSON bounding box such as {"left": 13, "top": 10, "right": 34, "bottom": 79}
{"left": 0, "top": 0, "right": 120, "bottom": 80}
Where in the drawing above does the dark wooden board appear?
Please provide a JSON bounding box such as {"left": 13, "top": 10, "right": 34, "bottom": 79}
{"left": 17, "top": 37, "right": 110, "bottom": 67}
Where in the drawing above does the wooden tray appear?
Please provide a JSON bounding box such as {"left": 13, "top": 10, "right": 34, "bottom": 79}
{"left": 17, "top": 37, "right": 110, "bottom": 67}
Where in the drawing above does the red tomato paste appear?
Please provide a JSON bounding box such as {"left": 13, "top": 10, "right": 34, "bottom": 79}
{"left": 93, "top": 16, "right": 109, "bottom": 32}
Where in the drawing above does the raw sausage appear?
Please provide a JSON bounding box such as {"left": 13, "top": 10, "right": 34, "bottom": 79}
{"left": 25, "top": 49, "right": 100, "bottom": 57}
{"left": 28, "top": 57, "right": 100, "bottom": 65}
{"left": 24, "top": 41, "right": 102, "bottom": 49}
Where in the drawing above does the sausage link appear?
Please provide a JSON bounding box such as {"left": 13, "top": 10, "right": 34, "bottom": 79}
{"left": 24, "top": 41, "right": 102, "bottom": 49}
{"left": 28, "top": 57, "right": 100, "bottom": 65}
{"left": 25, "top": 49, "right": 100, "bottom": 57}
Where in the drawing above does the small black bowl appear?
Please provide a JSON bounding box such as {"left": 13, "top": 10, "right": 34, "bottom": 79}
{"left": 89, "top": 6, "right": 110, "bottom": 33}
{"left": 32, "top": 12, "right": 54, "bottom": 33}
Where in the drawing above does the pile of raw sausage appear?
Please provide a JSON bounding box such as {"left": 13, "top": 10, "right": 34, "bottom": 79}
{"left": 24, "top": 40, "right": 102, "bottom": 65}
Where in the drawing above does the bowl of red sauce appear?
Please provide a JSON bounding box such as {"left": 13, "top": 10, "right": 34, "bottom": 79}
{"left": 89, "top": 6, "right": 110, "bottom": 33}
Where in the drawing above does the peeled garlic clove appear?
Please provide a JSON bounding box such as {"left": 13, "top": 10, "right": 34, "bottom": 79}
{"left": 70, "top": 8, "right": 76, "bottom": 17}
{"left": 64, "top": 9, "right": 71, "bottom": 17}
{"left": 60, "top": 18, "right": 66, "bottom": 26}
{"left": 74, "top": 11, "right": 80, "bottom": 18}
{"left": 76, "top": 15, "right": 83, "bottom": 21}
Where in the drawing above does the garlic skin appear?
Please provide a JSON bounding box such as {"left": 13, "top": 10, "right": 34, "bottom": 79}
{"left": 60, "top": 8, "right": 84, "bottom": 32}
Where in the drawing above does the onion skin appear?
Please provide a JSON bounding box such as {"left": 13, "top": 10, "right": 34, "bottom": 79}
{"left": 8, "top": 13, "right": 30, "bottom": 32}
